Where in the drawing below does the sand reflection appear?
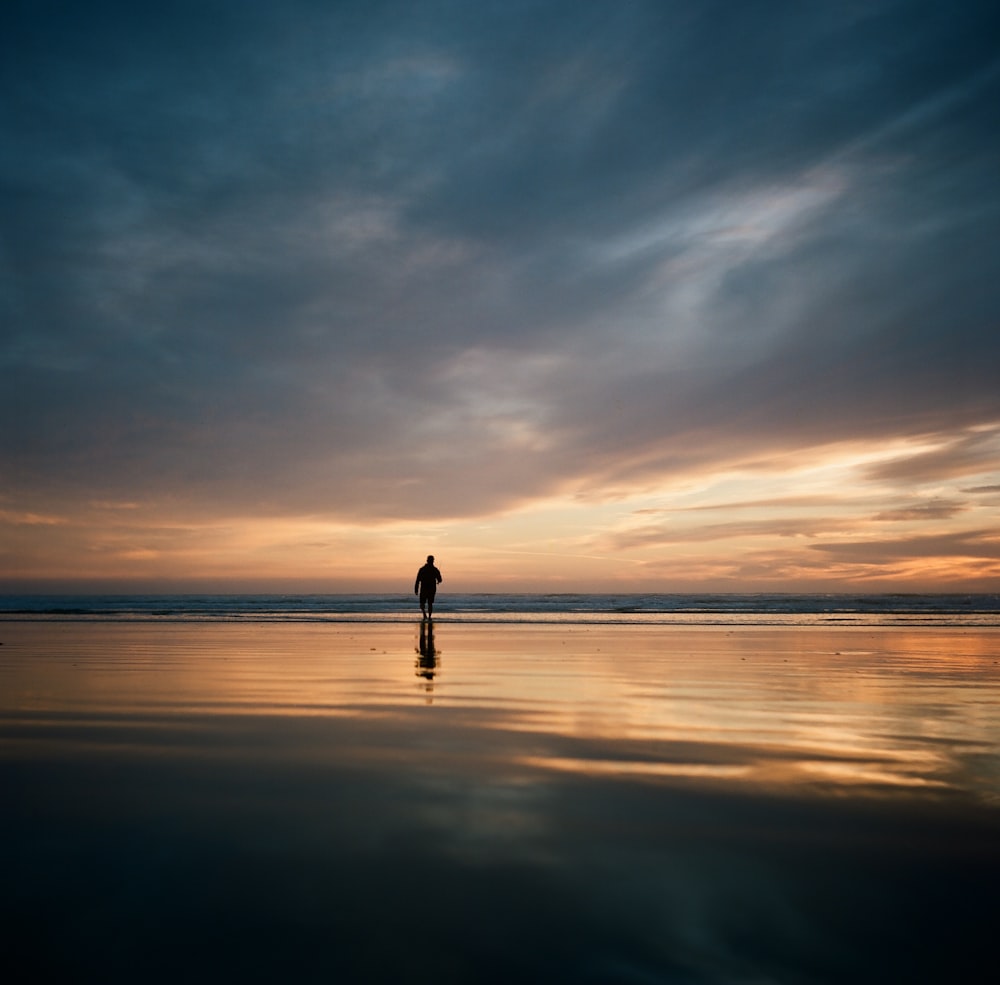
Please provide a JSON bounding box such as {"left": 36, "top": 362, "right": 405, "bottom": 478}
{"left": 3, "top": 622, "right": 998, "bottom": 796}
{"left": 1, "top": 621, "right": 998, "bottom": 983}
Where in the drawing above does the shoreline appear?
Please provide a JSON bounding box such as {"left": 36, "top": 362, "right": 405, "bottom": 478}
{"left": 4, "top": 614, "right": 1000, "bottom": 628}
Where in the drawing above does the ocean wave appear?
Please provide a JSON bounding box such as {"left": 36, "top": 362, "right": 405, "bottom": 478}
{"left": 1, "top": 592, "right": 998, "bottom": 627}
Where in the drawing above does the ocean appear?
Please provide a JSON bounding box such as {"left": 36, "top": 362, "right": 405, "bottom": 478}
{"left": 1, "top": 591, "right": 998, "bottom": 625}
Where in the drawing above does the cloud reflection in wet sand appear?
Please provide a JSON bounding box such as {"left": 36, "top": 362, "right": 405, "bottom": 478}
{"left": 1, "top": 622, "right": 998, "bottom": 983}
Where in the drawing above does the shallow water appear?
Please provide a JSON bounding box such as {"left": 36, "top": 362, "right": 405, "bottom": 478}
{"left": 2, "top": 622, "right": 998, "bottom": 983}
{"left": 4, "top": 590, "right": 1000, "bottom": 625}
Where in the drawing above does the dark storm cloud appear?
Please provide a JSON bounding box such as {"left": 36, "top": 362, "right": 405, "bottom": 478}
{"left": 3, "top": 0, "right": 999, "bottom": 522}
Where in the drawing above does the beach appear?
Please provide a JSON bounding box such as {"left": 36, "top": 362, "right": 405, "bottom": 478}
{"left": 2, "top": 620, "right": 998, "bottom": 983}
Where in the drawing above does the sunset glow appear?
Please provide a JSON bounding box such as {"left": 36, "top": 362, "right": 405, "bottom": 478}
{"left": 4, "top": 424, "right": 998, "bottom": 592}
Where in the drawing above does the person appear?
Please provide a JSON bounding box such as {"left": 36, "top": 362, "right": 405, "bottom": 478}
{"left": 414, "top": 555, "right": 442, "bottom": 619}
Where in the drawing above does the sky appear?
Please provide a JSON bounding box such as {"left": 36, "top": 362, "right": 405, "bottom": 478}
{"left": 3, "top": 0, "right": 999, "bottom": 594}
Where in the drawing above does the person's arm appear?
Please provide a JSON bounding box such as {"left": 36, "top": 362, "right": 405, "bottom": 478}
{"left": 436, "top": 568, "right": 442, "bottom": 584}
{"left": 414, "top": 571, "right": 420, "bottom": 594}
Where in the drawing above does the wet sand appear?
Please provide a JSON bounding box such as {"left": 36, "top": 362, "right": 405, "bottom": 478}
{"left": 2, "top": 621, "right": 998, "bottom": 983}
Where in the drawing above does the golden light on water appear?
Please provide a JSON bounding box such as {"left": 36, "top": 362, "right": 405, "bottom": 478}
{"left": 6, "top": 623, "right": 996, "bottom": 800}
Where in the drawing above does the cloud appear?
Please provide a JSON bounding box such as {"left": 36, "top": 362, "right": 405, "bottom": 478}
{"left": 811, "top": 530, "right": 1000, "bottom": 565}
{"left": 609, "top": 516, "right": 856, "bottom": 552}
{"left": 2, "top": 1, "right": 999, "bottom": 587}
{"left": 633, "top": 494, "right": 850, "bottom": 514}
{"left": 872, "top": 499, "right": 968, "bottom": 521}
{"left": 0, "top": 509, "right": 67, "bottom": 527}
{"left": 864, "top": 429, "right": 1000, "bottom": 484}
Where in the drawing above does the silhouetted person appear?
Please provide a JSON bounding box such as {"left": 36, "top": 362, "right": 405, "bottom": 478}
{"left": 414, "top": 555, "right": 442, "bottom": 619}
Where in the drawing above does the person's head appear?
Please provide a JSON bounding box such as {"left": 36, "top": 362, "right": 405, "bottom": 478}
{"left": 427, "top": 555, "right": 435, "bottom": 563}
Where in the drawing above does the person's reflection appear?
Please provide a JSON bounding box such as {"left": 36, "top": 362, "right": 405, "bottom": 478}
{"left": 415, "top": 620, "right": 439, "bottom": 700}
